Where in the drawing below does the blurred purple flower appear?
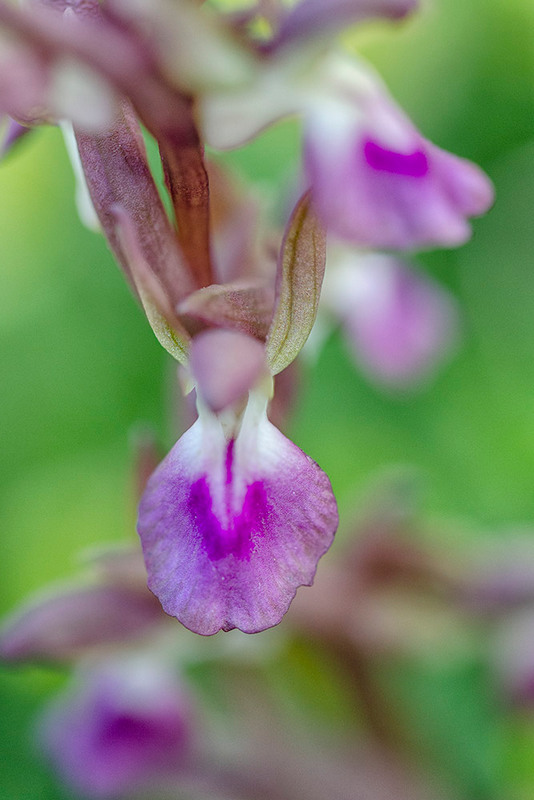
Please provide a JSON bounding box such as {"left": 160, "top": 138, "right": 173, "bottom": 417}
{"left": 322, "top": 250, "right": 459, "bottom": 389}
{"left": 40, "top": 657, "right": 194, "bottom": 798}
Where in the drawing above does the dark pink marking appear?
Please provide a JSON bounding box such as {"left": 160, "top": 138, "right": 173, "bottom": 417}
{"left": 101, "top": 714, "right": 165, "bottom": 748}
{"left": 188, "top": 477, "right": 270, "bottom": 561}
{"left": 225, "top": 440, "right": 235, "bottom": 486}
{"left": 98, "top": 708, "right": 188, "bottom": 759}
{"left": 364, "top": 139, "right": 429, "bottom": 177}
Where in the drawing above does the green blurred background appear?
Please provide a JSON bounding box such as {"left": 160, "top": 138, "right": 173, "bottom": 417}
{"left": 2, "top": 0, "right": 534, "bottom": 797}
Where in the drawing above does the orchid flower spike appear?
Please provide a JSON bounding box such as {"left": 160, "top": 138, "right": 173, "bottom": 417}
{"left": 44, "top": 39, "right": 337, "bottom": 638}
{"left": 137, "top": 194, "right": 338, "bottom": 636}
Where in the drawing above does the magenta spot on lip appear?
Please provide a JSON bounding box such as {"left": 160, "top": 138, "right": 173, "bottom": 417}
{"left": 364, "top": 139, "right": 429, "bottom": 177}
{"left": 188, "top": 473, "right": 270, "bottom": 561}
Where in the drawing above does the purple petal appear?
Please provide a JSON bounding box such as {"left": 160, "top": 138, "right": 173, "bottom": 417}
{"left": 305, "top": 68, "right": 494, "bottom": 250}
{"left": 40, "top": 658, "right": 193, "bottom": 797}
{"left": 137, "top": 398, "right": 338, "bottom": 635}
{"left": 189, "top": 329, "right": 268, "bottom": 413}
{"left": 326, "top": 253, "right": 459, "bottom": 388}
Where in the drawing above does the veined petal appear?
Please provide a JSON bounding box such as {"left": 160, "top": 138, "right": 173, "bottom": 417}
{"left": 76, "top": 102, "right": 196, "bottom": 305}
{"left": 137, "top": 392, "right": 338, "bottom": 635}
{"left": 266, "top": 191, "right": 326, "bottom": 375}
{"left": 178, "top": 281, "right": 275, "bottom": 342}
{"left": 112, "top": 205, "right": 191, "bottom": 363}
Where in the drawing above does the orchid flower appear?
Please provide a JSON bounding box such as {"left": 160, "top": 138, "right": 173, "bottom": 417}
{"left": 0, "top": 0, "right": 493, "bottom": 640}
{"left": 320, "top": 249, "right": 459, "bottom": 390}
{"left": 199, "top": 10, "right": 493, "bottom": 250}
{"left": 40, "top": 656, "right": 194, "bottom": 798}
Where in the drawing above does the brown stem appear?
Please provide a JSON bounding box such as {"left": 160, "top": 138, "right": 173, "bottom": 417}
{"left": 161, "top": 134, "right": 214, "bottom": 289}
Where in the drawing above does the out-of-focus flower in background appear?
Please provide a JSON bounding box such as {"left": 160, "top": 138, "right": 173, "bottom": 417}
{"left": 320, "top": 249, "right": 460, "bottom": 390}
{"left": 39, "top": 657, "right": 194, "bottom": 799}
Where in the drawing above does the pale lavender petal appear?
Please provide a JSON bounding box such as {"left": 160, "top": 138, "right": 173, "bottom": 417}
{"left": 137, "top": 397, "right": 338, "bottom": 635}
{"left": 326, "top": 253, "right": 459, "bottom": 388}
{"left": 307, "top": 133, "right": 493, "bottom": 249}
{"left": 40, "top": 658, "right": 193, "bottom": 797}
{"left": 189, "top": 329, "right": 267, "bottom": 413}
{"left": 304, "top": 64, "right": 494, "bottom": 250}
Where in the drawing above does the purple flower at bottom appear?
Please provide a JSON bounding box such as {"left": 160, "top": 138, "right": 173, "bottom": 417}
{"left": 138, "top": 334, "right": 337, "bottom": 636}
{"left": 40, "top": 658, "right": 193, "bottom": 798}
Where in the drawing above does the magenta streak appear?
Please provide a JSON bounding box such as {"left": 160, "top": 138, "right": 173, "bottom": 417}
{"left": 188, "top": 440, "right": 270, "bottom": 561}
{"left": 225, "top": 439, "right": 235, "bottom": 486}
{"left": 364, "top": 139, "right": 429, "bottom": 177}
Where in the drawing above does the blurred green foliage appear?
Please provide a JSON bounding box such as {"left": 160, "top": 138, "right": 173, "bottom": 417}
{"left": 2, "top": 0, "right": 534, "bottom": 797}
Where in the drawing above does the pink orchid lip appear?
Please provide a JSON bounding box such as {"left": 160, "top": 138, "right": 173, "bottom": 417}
{"left": 188, "top": 442, "right": 268, "bottom": 563}
{"left": 137, "top": 389, "right": 338, "bottom": 635}
{"left": 305, "top": 121, "right": 494, "bottom": 250}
